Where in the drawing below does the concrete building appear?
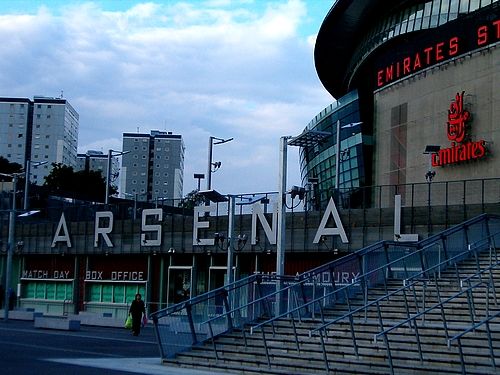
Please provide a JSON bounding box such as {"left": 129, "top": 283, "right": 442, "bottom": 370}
{"left": 120, "top": 131, "right": 184, "bottom": 202}
{"left": 0, "top": 96, "right": 79, "bottom": 185}
{"left": 76, "top": 150, "right": 118, "bottom": 181}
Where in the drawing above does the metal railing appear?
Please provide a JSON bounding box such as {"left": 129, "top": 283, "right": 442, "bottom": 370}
{"left": 447, "top": 311, "right": 500, "bottom": 375}
{"left": 250, "top": 214, "right": 500, "bottom": 370}
{"left": 151, "top": 214, "right": 499, "bottom": 364}
{"left": 247, "top": 228, "right": 500, "bottom": 371}
{"left": 151, "top": 273, "right": 297, "bottom": 359}
{"left": 372, "top": 257, "right": 500, "bottom": 375}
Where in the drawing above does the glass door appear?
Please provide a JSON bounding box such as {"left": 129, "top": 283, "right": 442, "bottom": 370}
{"left": 166, "top": 266, "right": 193, "bottom": 307}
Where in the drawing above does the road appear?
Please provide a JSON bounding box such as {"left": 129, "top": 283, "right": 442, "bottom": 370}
{"left": 0, "top": 320, "right": 225, "bottom": 375}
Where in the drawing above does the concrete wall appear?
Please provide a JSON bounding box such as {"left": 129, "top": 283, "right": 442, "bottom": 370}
{"left": 374, "top": 45, "right": 500, "bottom": 188}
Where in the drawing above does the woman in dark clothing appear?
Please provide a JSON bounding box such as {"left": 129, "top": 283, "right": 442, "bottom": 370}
{"left": 129, "top": 293, "right": 146, "bottom": 336}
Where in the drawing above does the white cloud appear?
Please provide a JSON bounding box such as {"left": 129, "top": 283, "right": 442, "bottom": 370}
{"left": 0, "top": 0, "right": 333, "bottom": 194}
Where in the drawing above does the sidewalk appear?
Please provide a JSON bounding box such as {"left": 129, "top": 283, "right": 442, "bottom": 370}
{"left": 0, "top": 319, "right": 233, "bottom": 374}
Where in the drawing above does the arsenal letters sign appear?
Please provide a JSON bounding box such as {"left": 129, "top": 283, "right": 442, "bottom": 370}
{"left": 432, "top": 91, "right": 487, "bottom": 167}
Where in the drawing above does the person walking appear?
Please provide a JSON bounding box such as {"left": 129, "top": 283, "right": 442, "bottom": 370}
{"left": 129, "top": 293, "right": 146, "bottom": 336}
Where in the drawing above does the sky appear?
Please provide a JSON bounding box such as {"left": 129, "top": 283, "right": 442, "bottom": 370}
{"left": 0, "top": 0, "right": 335, "bottom": 196}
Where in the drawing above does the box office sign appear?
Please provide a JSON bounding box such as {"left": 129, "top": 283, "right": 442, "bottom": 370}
{"left": 85, "top": 270, "right": 146, "bottom": 281}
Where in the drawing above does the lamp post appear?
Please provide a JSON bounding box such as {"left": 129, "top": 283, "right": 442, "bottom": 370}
{"left": 274, "top": 130, "right": 329, "bottom": 315}
{"left": 194, "top": 173, "right": 205, "bottom": 191}
{"left": 1, "top": 172, "right": 22, "bottom": 321}
{"left": 424, "top": 145, "right": 440, "bottom": 235}
{"left": 23, "top": 160, "right": 48, "bottom": 210}
{"left": 206, "top": 136, "right": 233, "bottom": 190}
{"left": 105, "top": 149, "right": 130, "bottom": 205}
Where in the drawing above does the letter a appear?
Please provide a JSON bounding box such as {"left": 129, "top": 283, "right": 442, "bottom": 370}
{"left": 313, "top": 198, "right": 348, "bottom": 244}
{"left": 51, "top": 212, "right": 72, "bottom": 247}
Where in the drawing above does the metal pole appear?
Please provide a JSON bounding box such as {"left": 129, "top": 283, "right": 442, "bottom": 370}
{"left": 207, "top": 137, "right": 214, "bottom": 190}
{"left": 4, "top": 174, "right": 17, "bottom": 321}
{"left": 23, "top": 161, "right": 30, "bottom": 211}
{"left": 276, "top": 136, "right": 288, "bottom": 316}
{"left": 105, "top": 149, "right": 112, "bottom": 204}
{"left": 335, "top": 119, "right": 340, "bottom": 190}
{"left": 227, "top": 195, "right": 236, "bottom": 286}
{"left": 276, "top": 136, "right": 288, "bottom": 278}
{"left": 133, "top": 193, "right": 137, "bottom": 220}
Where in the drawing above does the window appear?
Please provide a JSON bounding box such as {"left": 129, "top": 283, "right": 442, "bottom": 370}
{"left": 22, "top": 281, "right": 71, "bottom": 301}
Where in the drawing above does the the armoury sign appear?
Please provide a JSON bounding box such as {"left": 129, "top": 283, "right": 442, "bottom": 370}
{"left": 50, "top": 195, "right": 416, "bottom": 249}
{"left": 431, "top": 91, "right": 487, "bottom": 167}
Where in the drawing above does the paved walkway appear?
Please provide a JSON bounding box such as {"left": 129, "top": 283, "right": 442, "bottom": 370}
{"left": 0, "top": 319, "right": 232, "bottom": 374}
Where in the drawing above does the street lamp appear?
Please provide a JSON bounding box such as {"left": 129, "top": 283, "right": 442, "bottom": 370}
{"left": 194, "top": 173, "right": 205, "bottom": 191}
{"left": 0, "top": 171, "right": 23, "bottom": 321}
{"left": 105, "top": 149, "right": 130, "bottom": 205}
{"left": 277, "top": 130, "right": 330, "bottom": 282}
{"left": 424, "top": 145, "right": 440, "bottom": 183}
{"left": 424, "top": 145, "right": 440, "bottom": 235}
{"left": 23, "top": 160, "right": 48, "bottom": 210}
{"left": 198, "top": 190, "right": 237, "bottom": 285}
{"left": 206, "top": 136, "right": 233, "bottom": 190}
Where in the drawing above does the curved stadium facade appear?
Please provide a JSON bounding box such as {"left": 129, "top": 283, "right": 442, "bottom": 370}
{"left": 304, "top": 0, "right": 500, "bottom": 208}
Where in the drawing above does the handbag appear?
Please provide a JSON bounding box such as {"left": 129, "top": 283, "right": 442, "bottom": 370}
{"left": 142, "top": 315, "right": 148, "bottom": 326}
{"left": 124, "top": 314, "right": 133, "bottom": 329}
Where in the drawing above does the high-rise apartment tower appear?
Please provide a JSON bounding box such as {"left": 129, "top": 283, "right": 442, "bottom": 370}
{"left": 0, "top": 96, "right": 79, "bottom": 185}
{"left": 120, "top": 131, "right": 184, "bottom": 202}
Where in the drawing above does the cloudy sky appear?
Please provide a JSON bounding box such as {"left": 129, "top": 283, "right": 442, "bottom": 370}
{"left": 0, "top": 0, "right": 334, "bottom": 195}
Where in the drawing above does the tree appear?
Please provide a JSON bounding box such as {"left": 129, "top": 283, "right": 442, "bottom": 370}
{"left": 179, "top": 189, "right": 205, "bottom": 209}
{"left": 43, "top": 163, "right": 116, "bottom": 202}
{"left": 0, "top": 156, "right": 22, "bottom": 181}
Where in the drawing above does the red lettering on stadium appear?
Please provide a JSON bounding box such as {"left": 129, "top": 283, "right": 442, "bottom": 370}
{"left": 377, "top": 18, "right": 500, "bottom": 88}
{"left": 431, "top": 92, "right": 487, "bottom": 167}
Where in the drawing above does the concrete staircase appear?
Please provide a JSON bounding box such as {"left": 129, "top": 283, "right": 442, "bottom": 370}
{"left": 161, "top": 252, "right": 500, "bottom": 374}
